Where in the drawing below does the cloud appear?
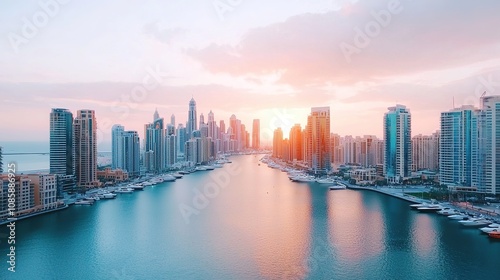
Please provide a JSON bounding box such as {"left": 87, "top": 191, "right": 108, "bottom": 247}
{"left": 143, "top": 21, "right": 186, "bottom": 44}
{"left": 186, "top": 0, "right": 500, "bottom": 86}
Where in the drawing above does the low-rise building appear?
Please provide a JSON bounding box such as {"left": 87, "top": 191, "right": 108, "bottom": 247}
{"left": 97, "top": 168, "right": 128, "bottom": 184}
{"left": 0, "top": 174, "right": 35, "bottom": 220}
{"left": 349, "top": 168, "right": 377, "bottom": 185}
{"left": 27, "top": 174, "right": 59, "bottom": 211}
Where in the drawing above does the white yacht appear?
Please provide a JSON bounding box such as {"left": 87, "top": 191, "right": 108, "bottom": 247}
{"left": 213, "top": 163, "right": 223, "bottom": 168}
{"left": 195, "top": 166, "right": 208, "bottom": 171}
{"left": 172, "top": 173, "right": 184, "bottom": 179}
{"left": 115, "top": 187, "right": 134, "bottom": 194}
{"left": 410, "top": 203, "right": 429, "bottom": 209}
{"left": 292, "top": 175, "right": 316, "bottom": 182}
{"left": 448, "top": 213, "right": 468, "bottom": 220}
{"left": 417, "top": 205, "right": 442, "bottom": 212}
{"left": 102, "top": 192, "right": 117, "bottom": 199}
{"left": 480, "top": 226, "right": 499, "bottom": 234}
{"left": 150, "top": 178, "right": 164, "bottom": 184}
{"left": 75, "top": 200, "right": 93, "bottom": 205}
{"left": 161, "top": 175, "right": 176, "bottom": 182}
{"left": 205, "top": 165, "right": 215, "bottom": 170}
{"left": 316, "top": 178, "right": 335, "bottom": 184}
{"left": 329, "top": 184, "right": 346, "bottom": 190}
{"left": 129, "top": 184, "right": 145, "bottom": 191}
{"left": 458, "top": 218, "right": 491, "bottom": 227}
{"left": 437, "top": 208, "right": 459, "bottom": 216}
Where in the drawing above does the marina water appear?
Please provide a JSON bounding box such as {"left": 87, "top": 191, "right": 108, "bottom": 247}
{"left": 1, "top": 155, "right": 500, "bottom": 279}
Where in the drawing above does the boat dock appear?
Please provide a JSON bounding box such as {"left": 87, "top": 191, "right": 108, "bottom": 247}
{"left": 345, "top": 184, "right": 425, "bottom": 204}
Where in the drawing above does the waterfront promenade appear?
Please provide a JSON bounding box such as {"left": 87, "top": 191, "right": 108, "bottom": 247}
{"left": 345, "top": 182, "right": 500, "bottom": 222}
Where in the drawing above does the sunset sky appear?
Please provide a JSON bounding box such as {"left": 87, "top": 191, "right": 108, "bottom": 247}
{"left": 1, "top": 0, "right": 500, "bottom": 148}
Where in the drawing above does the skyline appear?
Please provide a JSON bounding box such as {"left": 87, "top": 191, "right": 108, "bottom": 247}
{"left": 2, "top": 0, "right": 500, "bottom": 144}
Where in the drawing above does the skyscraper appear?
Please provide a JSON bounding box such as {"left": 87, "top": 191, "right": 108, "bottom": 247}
{"left": 306, "top": 107, "right": 331, "bottom": 174}
{"left": 289, "top": 124, "right": 303, "bottom": 161}
{"left": 111, "top": 124, "right": 125, "bottom": 169}
{"left": 176, "top": 124, "right": 186, "bottom": 157}
{"left": 165, "top": 132, "right": 177, "bottom": 168}
{"left": 273, "top": 128, "right": 283, "bottom": 158}
{"left": 412, "top": 132, "right": 439, "bottom": 171}
{"left": 187, "top": 98, "right": 197, "bottom": 139}
{"left": 439, "top": 106, "right": 475, "bottom": 187}
{"left": 50, "top": 108, "right": 74, "bottom": 175}
{"left": 144, "top": 117, "right": 165, "bottom": 173}
{"left": 0, "top": 146, "right": 3, "bottom": 174}
{"left": 473, "top": 96, "right": 500, "bottom": 194}
{"left": 252, "top": 119, "right": 260, "bottom": 149}
{"left": 383, "top": 105, "right": 412, "bottom": 183}
{"left": 171, "top": 114, "right": 175, "bottom": 127}
{"left": 73, "top": 110, "right": 99, "bottom": 190}
{"left": 330, "top": 133, "right": 341, "bottom": 164}
{"left": 154, "top": 108, "right": 160, "bottom": 121}
{"left": 208, "top": 110, "right": 217, "bottom": 140}
{"left": 122, "top": 131, "right": 140, "bottom": 177}
{"left": 199, "top": 113, "right": 205, "bottom": 129}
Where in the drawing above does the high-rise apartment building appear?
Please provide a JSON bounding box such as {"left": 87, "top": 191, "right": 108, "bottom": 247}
{"left": 111, "top": 124, "right": 125, "bottom": 169}
{"left": 440, "top": 106, "right": 475, "bottom": 187}
{"left": 273, "top": 128, "right": 283, "bottom": 158}
{"left": 187, "top": 98, "right": 197, "bottom": 139}
{"left": 73, "top": 110, "right": 99, "bottom": 190}
{"left": 252, "top": 119, "right": 260, "bottom": 149}
{"left": 412, "top": 131, "right": 439, "bottom": 171}
{"left": 50, "top": 108, "right": 74, "bottom": 175}
{"left": 383, "top": 105, "right": 412, "bottom": 183}
{"left": 306, "top": 107, "right": 331, "bottom": 173}
{"left": 289, "top": 124, "right": 303, "bottom": 161}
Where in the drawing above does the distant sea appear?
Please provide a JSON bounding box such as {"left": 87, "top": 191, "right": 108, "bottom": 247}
{"left": 1, "top": 141, "right": 111, "bottom": 173}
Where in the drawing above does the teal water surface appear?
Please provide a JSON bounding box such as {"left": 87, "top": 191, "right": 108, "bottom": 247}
{"left": 1, "top": 155, "right": 500, "bottom": 279}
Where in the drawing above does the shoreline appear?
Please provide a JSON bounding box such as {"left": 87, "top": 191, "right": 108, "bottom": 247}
{"left": 0, "top": 205, "right": 69, "bottom": 225}
{"left": 345, "top": 183, "right": 500, "bottom": 222}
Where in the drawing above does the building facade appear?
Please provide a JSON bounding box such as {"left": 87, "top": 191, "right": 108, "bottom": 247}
{"left": 252, "top": 119, "right": 260, "bottom": 149}
{"left": 383, "top": 105, "right": 412, "bottom": 184}
{"left": 306, "top": 107, "right": 331, "bottom": 173}
{"left": 50, "top": 108, "right": 74, "bottom": 175}
{"left": 73, "top": 110, "right": 99, "bottom": 190}
{"left": 412, "top": 131, "right": 440, "bottom": 172}
{"left": 439, "top": 106, "right": 475, "bottom": 187}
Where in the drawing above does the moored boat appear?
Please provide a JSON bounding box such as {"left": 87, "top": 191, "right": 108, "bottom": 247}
{"left": 448, "top": 213, "right": 468, "bottom": 220}
{"left": 129, "top": 184, "right": 145, "bottom": 191}
{"left": 488, "top": 231, "right": 500, "bottom": 239}
{"left": 437, "top": 208, "right": 459, "bottom": 216}
{"left": 458, "top": 218, "right": 491, "bottom": 227}
{"left": 115, "top": 187, "right": 134, "bottom": 194}
{"left": 316, "top": 178, "right": 335, "bottom": 184}
{"left": 74, "top": 200, "right": 93, "bottom": 205}
{"left": 329, "top": 185, "right": 346, "bottom": 190}
{"left": 480, "top": 226, "right": 499, "bottom": 234}
{"left": 417, "top": 205, "right": 442, "bottom": 212}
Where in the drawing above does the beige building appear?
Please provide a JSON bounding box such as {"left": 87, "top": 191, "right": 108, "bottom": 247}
{"left": 27, "top": 174, "right": 59, "bottom": 211}
{"left": 97, "top": 168, "right": 129, "bottom": 183}
{"left": 412, "top": 131, "right": 440, "bottom": 171}
{"left": 0, "top": 175, "right": 35, "bottom": 220}
{"left": 349, "top": 168, "right": 377, "bottom": 185}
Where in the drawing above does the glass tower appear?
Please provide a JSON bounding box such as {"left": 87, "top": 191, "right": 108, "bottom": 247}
{"left": 383, "top": 105, "right": 412, "bottom": 184}
{"left": 50, "top": 108, "right": 74, "bottom": 175}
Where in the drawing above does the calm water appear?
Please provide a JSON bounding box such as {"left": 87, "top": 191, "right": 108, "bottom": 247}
{"left": 1, "top": 155, "right": 500, "bottom": 279}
